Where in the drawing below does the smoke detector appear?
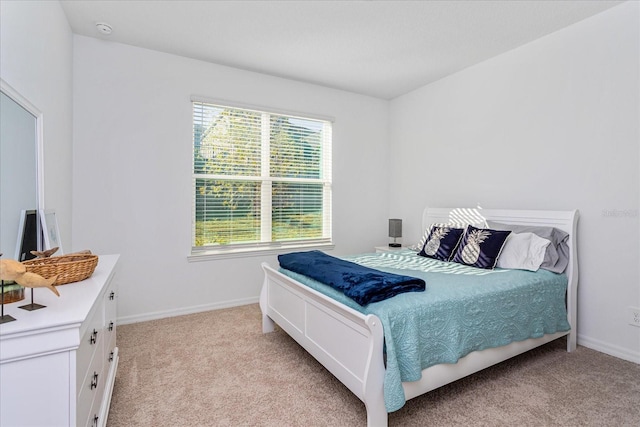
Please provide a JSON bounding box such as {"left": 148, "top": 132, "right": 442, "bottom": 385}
{"left": 95, "top": 22, "right": 113, "bottom": 35}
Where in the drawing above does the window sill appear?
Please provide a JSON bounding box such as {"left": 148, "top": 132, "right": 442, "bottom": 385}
{"left": 188, "top": 241, "right": 335, "bottom": 262}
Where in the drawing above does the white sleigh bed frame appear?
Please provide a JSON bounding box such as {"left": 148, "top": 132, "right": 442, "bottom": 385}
{"left": 260, "top": 208, "right": 579, "bottom": 427}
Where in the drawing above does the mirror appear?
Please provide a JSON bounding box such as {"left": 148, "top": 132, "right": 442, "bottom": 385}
{"left": 0, "top": 79, "right": 43, "bottom": 260}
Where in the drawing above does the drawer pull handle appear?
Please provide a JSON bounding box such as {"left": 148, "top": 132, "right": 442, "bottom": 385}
{"left": 90, "top": 329, "right": 98, "bottom": 345}
{"left": 93, "top": 414, "right": 99, "bottom": 427}
{"left": 109, "top": 291, "right": 115, "bottom": 300}
{"left": 90, "top": 372, "right": 99, "bottom": 390}
{"left": 109, "top": 351, "right": 114, "bottom": 362}
{"left": 108, "top": 321, "right": 114, "bottom": 331}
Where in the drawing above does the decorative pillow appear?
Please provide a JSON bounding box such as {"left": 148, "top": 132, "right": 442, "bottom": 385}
{"left": 416, "top": 223, "right": 446, "bottom": 252}
{"left": 416, "top": 219, "right": 487, "bottom": 253}
{"left": 486, "top": 221, "right": 570, "bottom": 274}
{"left": 452, "top": 225, "right": 511, "bottom": 269}
{"left": 496, "top": 232, "right": 551, "bottom": 271}
{"left": 418, "top": 226, "right": 464, "bottom": 261}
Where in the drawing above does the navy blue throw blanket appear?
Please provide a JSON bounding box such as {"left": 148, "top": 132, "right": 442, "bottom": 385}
{"left": 278, "top": 250, "right": 426, "bottom": 306}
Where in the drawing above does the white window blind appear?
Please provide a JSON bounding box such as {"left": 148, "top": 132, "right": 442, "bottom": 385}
{"left": 192, "top": 100, "right": 332, "bottom": 253}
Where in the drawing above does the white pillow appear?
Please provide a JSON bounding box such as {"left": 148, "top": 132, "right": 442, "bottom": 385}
{"left": 496, "top": 232, "right": 551, "bottom": 271}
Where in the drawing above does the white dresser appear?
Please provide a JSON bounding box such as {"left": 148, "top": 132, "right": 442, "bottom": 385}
{"left": 0, "top": 254, "right": 120, "bottom": 427}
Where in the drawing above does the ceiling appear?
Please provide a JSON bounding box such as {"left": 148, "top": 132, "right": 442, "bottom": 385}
{"left": 60, "top": 0, "right": 623, "bottom": 100}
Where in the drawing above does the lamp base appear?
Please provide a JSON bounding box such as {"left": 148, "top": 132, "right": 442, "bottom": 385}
{"left": 388, "top": 243, "right": 401, "bottom": 248}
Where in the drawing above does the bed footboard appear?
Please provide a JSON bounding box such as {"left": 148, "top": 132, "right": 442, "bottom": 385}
{"left": 260, "top": 263, "right": 388, "bottom": 427}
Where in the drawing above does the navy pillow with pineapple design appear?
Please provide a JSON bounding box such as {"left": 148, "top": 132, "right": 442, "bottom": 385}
{"left": 452, "top": 225, "right": 512, "bottom": 269}
{"left": 418, "top": 225, "right": 464, "bottom": 261}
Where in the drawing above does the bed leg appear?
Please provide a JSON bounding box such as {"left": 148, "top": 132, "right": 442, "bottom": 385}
{"left": 365, "top": 403, "right": 388, "bottom": 427}
{"left": 259, "top": 270, "right": 275, "bottom": 333}
{"left": 567, "top": 329, "right": 577, "bottom": 352}
{"left": 262, "top": 313, "right": 275, "bottom": 333}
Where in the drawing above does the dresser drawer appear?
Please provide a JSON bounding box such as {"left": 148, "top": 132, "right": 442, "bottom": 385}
{"left": 77, "top": 350, "right": 105, "bottom": 427}
{"left": 105, "top": 326, "right": 117, "bottom": 365}
{"left": 90, "top": 366, "right": 108, "bottom": 427}
{"left": 105, "top": 287, "right": 117, "bottom": 318}
{"left": 77, "top": 377, "right": 96, "bottom": 427}
{"left": 105, "top": 288, "right": 117, "bottom": 341}
{"left": 77, "top": 306, "right": 104, "bottom": 393}
{"left": 104, "top": 288, "right": 117, "bottom": 360}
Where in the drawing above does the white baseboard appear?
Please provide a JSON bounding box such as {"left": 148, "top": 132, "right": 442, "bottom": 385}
{"left": 117, "top": 296, "right": 260, "bottom": 325}
{"left": 578, "top": 333, "right": 640, "bottom": 364}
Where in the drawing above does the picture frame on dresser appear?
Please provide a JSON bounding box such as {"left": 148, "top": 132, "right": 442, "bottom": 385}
{"left": 39, "top": 209, "right": 63, "bottom": 254}
{"left": 14, "top": 209, "right": 39, "bottom": 261}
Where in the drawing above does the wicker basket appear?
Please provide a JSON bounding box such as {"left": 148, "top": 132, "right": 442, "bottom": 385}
{"left": 23, "top": 254, "right": 99, "bottom": 286}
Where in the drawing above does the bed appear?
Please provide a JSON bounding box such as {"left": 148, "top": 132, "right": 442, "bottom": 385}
{"left": 260, "top": 207, "right": 579, "bottom": 427}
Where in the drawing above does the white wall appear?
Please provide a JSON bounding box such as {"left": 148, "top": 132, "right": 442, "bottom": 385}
{"left": 389, "top": 2, "right": 640, "bottom": 362}
{"left": 71, "top": 36, "right": 390, "bottom": 322}
{"left": 0, "top": 1, "right": 73, "bottom": 250}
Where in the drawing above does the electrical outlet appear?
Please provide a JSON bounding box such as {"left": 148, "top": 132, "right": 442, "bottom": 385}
{"left": 629, "top": 307, "right": 640, "bottom": 327}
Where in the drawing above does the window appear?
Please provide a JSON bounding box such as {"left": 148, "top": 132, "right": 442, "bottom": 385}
{"left": 192, "top": 99, "right": 332, "bottom": 255}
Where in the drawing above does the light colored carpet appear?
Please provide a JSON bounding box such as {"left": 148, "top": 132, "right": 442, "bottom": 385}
{"left": 107, "top": 304, "right": 640, "bottom": 426}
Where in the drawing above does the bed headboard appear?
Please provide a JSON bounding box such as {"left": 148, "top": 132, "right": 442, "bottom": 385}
{"left": 422, "top": 207, "right": 580, "bottom": 350}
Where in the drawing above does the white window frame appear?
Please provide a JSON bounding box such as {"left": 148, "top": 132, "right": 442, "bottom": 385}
{"left": 189, "top": 97, "right": 334, "bottom": 261}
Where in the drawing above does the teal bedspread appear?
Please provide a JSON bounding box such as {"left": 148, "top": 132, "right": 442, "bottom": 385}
{"left": 279, "top": 250, "right": 570, "bottom": 413}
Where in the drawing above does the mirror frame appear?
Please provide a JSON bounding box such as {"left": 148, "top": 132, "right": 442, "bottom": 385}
{"left": 0, "top": 79, "right": 45, "bottom": 258}
{"left": 0, "top": 78, "right": 44, "bottom": 210}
